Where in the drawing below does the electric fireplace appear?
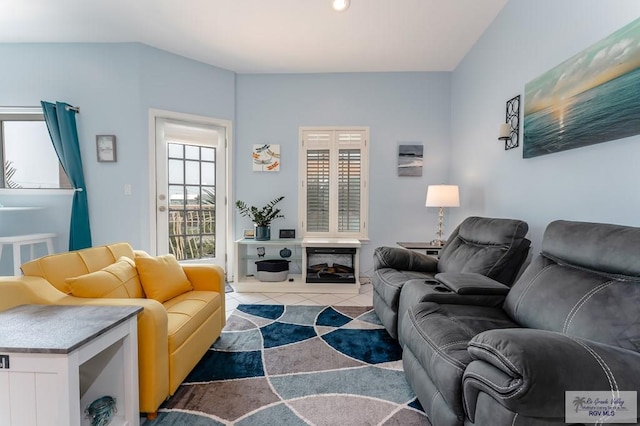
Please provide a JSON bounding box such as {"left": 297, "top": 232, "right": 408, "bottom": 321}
{"left": 305, "top": 247, "right": 356, "bottom": 284}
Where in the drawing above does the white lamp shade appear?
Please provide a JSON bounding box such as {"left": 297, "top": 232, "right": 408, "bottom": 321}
{"left": 499, "top": 123, "right": 511, "bottom": 139}
{"left": 426, "top": 185, "right": 460, "bottom": 207}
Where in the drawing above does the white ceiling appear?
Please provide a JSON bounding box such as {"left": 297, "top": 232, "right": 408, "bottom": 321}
{"left": 0, "top": 0, "right": 508, "bottom": 73}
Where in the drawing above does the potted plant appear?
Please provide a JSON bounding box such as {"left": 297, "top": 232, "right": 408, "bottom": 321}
{"left": 235, "top": 196, "right": 285, "bottom": 241}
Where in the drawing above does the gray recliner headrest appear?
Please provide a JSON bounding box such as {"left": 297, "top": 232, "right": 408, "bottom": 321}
{"left": 457, "top": 216, "right": 529, "bottom": 245}
{"left": 542, "top": 220, "right": 640, "bottom": 278}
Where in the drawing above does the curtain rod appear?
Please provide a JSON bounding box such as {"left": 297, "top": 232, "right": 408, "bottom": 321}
{"left": 65, "top": 105, "right": 80, "bottom": 113}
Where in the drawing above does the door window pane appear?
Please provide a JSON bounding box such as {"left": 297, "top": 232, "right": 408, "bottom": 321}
{"left": 202, "top": 147, "right": 215, "bottom": 161}
{"left": 185, "top": 160, "right": 200, "bottom": 185}
{"left": 168, "top": 159, "right": 184, "bottom": 184}
{"left": 202, "top": 162, "right": 215, "bottom": 186}
{"left": 167, "top": 143, "right": 217, "bottom": 260}
{"left": 169, "top": 185, "right": 185, "bottom": 205}
{"left": 168, "top": 143, "right": 183, "bottom": 158}
{"left": 185, "top": 145, "right": 200, "bottom": 160}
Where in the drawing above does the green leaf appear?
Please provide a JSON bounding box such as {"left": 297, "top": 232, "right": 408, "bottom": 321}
{"left": 235, "top": 196, "right": 285, "bottom": 226}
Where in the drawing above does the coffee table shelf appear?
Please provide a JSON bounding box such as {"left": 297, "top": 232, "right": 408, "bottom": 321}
{"left": 0, "top": 304, "right": 142, "bottom": 426}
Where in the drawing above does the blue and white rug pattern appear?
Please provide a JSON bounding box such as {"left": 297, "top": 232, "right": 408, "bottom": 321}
{"left": 155, "top": 304, "right": 430, "bottom": 425}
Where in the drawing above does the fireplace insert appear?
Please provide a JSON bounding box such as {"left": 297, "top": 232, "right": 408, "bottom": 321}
{"left": 306, "top": 247, "right": 356, "bottom": 283}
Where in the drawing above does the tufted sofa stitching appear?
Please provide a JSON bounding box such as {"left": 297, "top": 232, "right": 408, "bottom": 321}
{"left": 467, "top": 340, "right": 522, "bottom": 377}
{"left": 566, "top": 335, "right": 618, "bottom": 393}
{"left": 510, "top": 263, "right": 555, "bottom": 317}
{"left": 562, "top": 281, "right": 614, "bottom": 333}
{"left": 408, "top": 308, "right": 467, "bottom": 372}
{"left": 484, "top": 221, "right": 526, "bottom": 277}
{"left": 463, "top": 372, "right": 526, "bottom": 401}
{"left": 464, "top": 371, "right": 522, "bottom": 393}
{"left": 430, "top": 340, "right": 469, "bottom": 370}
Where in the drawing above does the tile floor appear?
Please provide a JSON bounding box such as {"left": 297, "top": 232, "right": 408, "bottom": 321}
{"left": 225, "top": 282, "right": 374, "bottom": 319}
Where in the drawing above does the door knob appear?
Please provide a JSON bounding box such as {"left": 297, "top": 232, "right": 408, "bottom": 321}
{"left": 159, "top": 206, "right": 167, "bottom": 212}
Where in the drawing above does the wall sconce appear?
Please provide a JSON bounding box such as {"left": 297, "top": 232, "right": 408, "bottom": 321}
{"left": 498, "top": 95, "right": 520, "bottom": 150}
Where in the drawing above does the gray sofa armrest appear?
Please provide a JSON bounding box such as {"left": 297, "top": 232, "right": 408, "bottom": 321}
{"left": 398, "top": 280, "right": 507, "bottom": 335}
{"left": 373, "top": 246, "right": 438, "bottom": 272}
{"left": 463, "top": 328, "right": 640, "bottom": 421}
{"left": 435, "top": 272, "right": 510, "bottom": 295}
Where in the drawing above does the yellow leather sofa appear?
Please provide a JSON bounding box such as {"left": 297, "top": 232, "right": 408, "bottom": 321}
{"left": 1, "top": 242, "right": 225, "bottom": 418}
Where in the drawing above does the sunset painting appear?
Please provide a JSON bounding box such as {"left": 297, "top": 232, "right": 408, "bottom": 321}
{"left": 523, "top": 17, "right": 640, "bottom": 158}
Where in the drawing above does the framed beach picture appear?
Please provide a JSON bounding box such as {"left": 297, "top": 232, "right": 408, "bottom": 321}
{"left": 397, "top": 144, "right": 423, "bottom": 176}
{"left": 96, "top": 135, "right": 117, "bottom": 162}
{"left": 523, "top": 17, "right": 640, "bottom": 158}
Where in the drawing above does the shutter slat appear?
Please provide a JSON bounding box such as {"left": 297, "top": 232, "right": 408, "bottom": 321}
{"left": 306, "top": 149, "right": 330, "bottom": 232}
{"left": 338, "top": 149, "right": 361, "bottom": 232}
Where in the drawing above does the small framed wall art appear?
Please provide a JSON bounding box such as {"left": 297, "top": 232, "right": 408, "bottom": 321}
{"left": 253, "top": 144, "right": 280, "bottom": 172}
{"left": 397, "top": 144, "right": 423, "bottom": 176}
{"left": 96, "top": 135, "right": 117, "bottom": 162}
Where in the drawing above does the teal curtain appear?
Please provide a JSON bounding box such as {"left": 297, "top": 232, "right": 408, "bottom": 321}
{"left": 41, "top": 101, "right": 92, "bottom": 250}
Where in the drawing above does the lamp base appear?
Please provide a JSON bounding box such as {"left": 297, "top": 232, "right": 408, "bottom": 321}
{"left": 432, "top": 207, "right": 444, "bottom": 246}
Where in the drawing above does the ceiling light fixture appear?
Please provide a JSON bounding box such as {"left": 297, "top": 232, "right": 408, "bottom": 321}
{"left": 332, "top": 0, "right": 350, "bottom": 12}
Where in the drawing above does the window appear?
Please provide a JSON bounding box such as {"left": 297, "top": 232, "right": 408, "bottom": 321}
{"left": 299, "top": 128, "right": 369, "bottom": 239}
{"left": 0, "top": 107, "right": 71, "bottom": 189}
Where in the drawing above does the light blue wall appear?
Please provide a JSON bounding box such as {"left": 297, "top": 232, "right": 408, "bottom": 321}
{"left": 0, "top": 43, "right": 235, "bottom": 274}
{"left": 235, "top": 72, "right": 451, "bottom": 275}
{"left": 450, "top": 0, "right": 640, "bottom": 253}
{"left": 5, "top": 2, "right": 635, "bottom": 277}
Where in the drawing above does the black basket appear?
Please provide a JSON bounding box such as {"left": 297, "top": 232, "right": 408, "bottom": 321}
{"left": 255, "top": 259, "right": 290, "bottom": 272}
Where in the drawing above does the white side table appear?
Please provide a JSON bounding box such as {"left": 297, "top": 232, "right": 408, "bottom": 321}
{"left": 0, "top": 304, "right": 142, "bottom": 426}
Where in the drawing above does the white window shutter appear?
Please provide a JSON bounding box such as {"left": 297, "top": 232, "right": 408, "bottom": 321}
{"left": 300, "top": 128, "right": 369, "bottom": 239}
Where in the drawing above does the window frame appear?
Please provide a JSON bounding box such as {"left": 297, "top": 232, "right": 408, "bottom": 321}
{"left": 298, "top": 127, "right": 369, "bottom": 240}
{"left": 0, "top": 106, "right": 71, "bottom": 192}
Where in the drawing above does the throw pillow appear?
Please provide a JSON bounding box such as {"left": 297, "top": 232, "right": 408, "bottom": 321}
{"left": 135, "top": 254, "right": 193, "bottom": 303}
{"left": 66, "top": 256, "right": 144, "bottom": 299}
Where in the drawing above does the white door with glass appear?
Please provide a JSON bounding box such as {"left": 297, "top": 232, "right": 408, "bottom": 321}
{"left": 154, "top": 116, "right": 227, "bottom": 269}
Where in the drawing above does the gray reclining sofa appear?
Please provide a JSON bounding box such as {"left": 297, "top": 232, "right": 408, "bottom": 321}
{"left": 372, "top": 216, "right": 531, "bottom": 340}
{"left": 401, "top": 220, "right": 640, "bottom": 425}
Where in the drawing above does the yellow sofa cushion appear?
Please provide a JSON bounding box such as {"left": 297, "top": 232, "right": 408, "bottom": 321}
{"left": 66, "top": 257, "right": 144, "bottom": 298}
{"left": 163, "top": 290, "right": 222, "bottom": 353}
{"left": 21, "top": 242, "right": 136, "bottom": 294}
{"left": 135, "top": 254, "right": 193, "bottom": 303}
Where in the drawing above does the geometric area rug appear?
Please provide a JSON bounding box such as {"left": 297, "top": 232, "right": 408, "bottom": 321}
{"left": 153, "top": 305, "right": 431, "bottom": 425}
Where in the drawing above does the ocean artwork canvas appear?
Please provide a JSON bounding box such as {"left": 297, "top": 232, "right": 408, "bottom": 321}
{"left": 523, "top": 17, "right": 640, "bottom": 158}
{"left": 397, "top": 144, "right": 423, "bottom": 176}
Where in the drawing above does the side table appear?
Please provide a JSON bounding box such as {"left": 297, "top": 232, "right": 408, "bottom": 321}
{"left": 396, "top": 241, "right": 444, "bottom": 258}
{"left": 0, "top": 304, "right": 142, "bottom": 426}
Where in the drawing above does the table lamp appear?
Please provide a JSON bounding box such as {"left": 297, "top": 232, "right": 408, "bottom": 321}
{"left": 425, "top": 185, "right": 460, "bottom": 246}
